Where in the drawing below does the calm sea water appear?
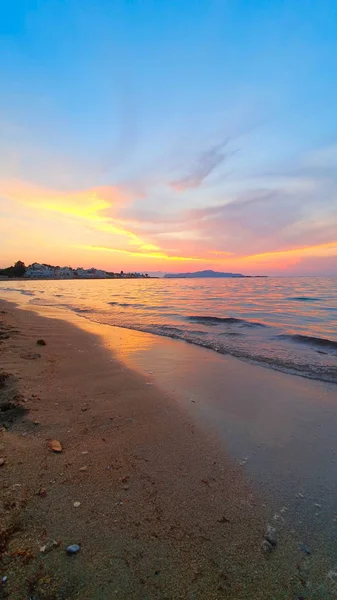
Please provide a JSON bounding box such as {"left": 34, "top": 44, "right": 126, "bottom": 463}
{"left": 1, "top": 277, "right": 337, "bottom": 383}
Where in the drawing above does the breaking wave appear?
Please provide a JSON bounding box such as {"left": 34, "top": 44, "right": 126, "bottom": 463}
{"left": 278, "top": 334, "right": 337, "bottom": 352}
{"left": 187, "top": 315, "right": 267, "bottom": 327}
{"left": 288, "top": 296, "right": 322, "bottom": 302}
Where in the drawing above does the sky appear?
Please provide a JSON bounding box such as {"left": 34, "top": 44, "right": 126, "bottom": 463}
{"left": 1, "top": 0, "right": 337, "bottom": 276}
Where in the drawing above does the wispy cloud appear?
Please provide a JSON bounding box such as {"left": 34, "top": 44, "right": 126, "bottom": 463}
{"left": 76, "top": 244, "right": 204, "bottom": 262}
{"left": 0, "top": 179, "right": 141, "bottom": 243}
{"left": 170, "top": 140, "right": 237, "bottom": 191}
{"left": 1, "top": 137, "right": 337, "bottom": 274}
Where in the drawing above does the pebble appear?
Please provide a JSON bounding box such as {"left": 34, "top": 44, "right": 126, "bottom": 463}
{"left": 261, "top": 539, "right": 273, "bottom": 554}
{"left": 0, "top": 458, "right": 5, "bottom": 467}
{"left": 73, "top": 501, "right": 81, "bottom": 508}
{"left": 327, "top": 569, "right": 337, "bottom": 581}
{"left": 2, "top": 576, "right": 7, "bottom": 583}
{"left": 273, "top": 513, "right": 285, "bottom": 524}
{"left": 66, "top": 544, "right": 80, "bottom": 554}
{"left": 79, "top": 466, "right": 87, "bottom": 471}
{"left": 39, "top": 540, "right": 58, "bottom": 554}
{"left": 264, "top": 525, "right": 277, "bottom": 546}
{"left": 299, "top": 543, "right": 311, "bottom": 555}
{"left": 81, "top": 451, "right": 89, "bottom": 455}
{"left": 49, "top": 439, "right": 62, "bottom": 453}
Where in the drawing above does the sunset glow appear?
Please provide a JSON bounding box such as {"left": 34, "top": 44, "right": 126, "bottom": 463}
{"left": 1, "top": 1, "right": 337, "bottom": 276}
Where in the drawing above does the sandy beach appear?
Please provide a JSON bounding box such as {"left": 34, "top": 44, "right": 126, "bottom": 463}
{"left": 0, "top": 299, "right": 336, "bottom": 599}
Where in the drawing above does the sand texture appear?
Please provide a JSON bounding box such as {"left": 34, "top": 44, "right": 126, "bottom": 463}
{"left": 0, "top": 300, "right": 335, "bottom": 599}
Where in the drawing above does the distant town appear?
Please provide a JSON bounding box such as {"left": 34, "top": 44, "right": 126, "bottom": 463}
{"left": 0, "top": 261, "right": 150, "bottom": 280}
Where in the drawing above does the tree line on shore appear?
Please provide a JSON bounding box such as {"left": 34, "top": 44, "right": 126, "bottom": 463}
{"left": 0, "top": 261, "right": 150, "bottom": 279}
{"left": 0, "top": 261, "right": 26, "bottom": 278}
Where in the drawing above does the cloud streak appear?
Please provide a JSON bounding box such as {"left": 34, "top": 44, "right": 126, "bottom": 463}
{"left": 170, "top": 140, "right": 237, "bottom": 191}
{"left": 1, "top": 140, "right": 337, "bottom": 274}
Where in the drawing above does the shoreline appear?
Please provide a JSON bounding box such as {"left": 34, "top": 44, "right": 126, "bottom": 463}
{"left": 1, "top": 281, "right": 336, "bottom": 386}
{"left": 0, "top": 299, "right": 336, "bottom": 598}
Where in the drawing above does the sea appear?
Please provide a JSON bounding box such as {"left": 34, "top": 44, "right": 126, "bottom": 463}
{"left": 1, "top": 276, "right": 336, "bottom": 384}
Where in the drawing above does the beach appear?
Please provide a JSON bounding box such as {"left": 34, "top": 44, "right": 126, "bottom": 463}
{"left": 1, "top": 299, "right": 337, "bottom": 599}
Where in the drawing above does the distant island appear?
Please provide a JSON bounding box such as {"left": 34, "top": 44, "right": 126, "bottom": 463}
{"left": 0, "top": 261, "right": 151, "bottom": 280}
{"left": 164, "top": 269, "right": 267, "bottom": 279}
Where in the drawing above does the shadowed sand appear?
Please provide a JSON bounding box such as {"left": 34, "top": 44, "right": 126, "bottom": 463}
{"left": 0, "top": 299, "right": 335, "bottom": 599}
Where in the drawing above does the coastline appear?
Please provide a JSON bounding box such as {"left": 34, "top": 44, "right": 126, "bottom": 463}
{"left": 0, "top": 299, "right": 336, "bottom": 598}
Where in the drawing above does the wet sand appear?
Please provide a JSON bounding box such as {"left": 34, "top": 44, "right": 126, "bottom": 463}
{"left": 0, "top": 299, "right": 336, "bottom": 599}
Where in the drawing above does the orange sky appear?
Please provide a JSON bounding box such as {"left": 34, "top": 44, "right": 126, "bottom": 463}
{"left": 1, "top": 0, "right": 337, "bottom": 276}
{"left": 1, "top": 177, "right": 337, "bottom": 275}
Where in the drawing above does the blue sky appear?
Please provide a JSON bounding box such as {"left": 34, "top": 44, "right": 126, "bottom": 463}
{"left": 1, "top": 0, "right": 337, "bottom": 274}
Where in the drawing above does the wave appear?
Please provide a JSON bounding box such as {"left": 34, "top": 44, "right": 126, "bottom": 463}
{"left": 109, "top": 322, "right": 337, "bottom": 384}
{"left": 278, "top": 334, "right": 337, "bottom": 351}
{"left": 160, "top": 325, "right": 207, "bottom": 336}
{"left": 0, "top": 287, "right": 35, "bottom": 296}
{"left": 23, "top": 297, "right": 337, "bottom": 384}
{"left": 29, "top": 298, "right": 94, "bottom": 315}
{"left": 108, "top": 301, "right": 171, "bottom": 310}
{"left": 108, "top": 301, "right": 143, "bottom": 308}
{"left": 187, "top": 315, "right": 267, "bottom": 327}
{"left": 288, "top": 296, "right": 322, "bottom": 301}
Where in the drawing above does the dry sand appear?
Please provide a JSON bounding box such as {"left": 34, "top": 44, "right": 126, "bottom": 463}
{"left": 0, "top": 299, "right": 335, "bottom": 599}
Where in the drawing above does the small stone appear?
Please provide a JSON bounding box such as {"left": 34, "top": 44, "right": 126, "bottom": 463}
{"left": 73, "top": 501, "right": 81, "bottom": 508}
{"left": 81, "top": 451, "right": 88, "bottom": 455}
{"left": 37, "top": 339, "right": 46, "bottom": 346}
{"left": 273, "top": 513, "right": 285, "bottom": 524}
{"left": 37, "top": 487, "right": 47, "bottom": 497}
{"left": 261, "top": 539, "right": 273, "bottom": 554}
{"left": 264, "top": 525, "right": 277, "bottom": 546}
{"left": 314, "top": 503, "right": 322, "bottom": 508}
{"left": 79, "top": 466, "right": 87, "bottom": 471}
{"left": 48, "top": 439, "right": 62, "bottom": 453}
{"left": 33, "top": 421, "right": 40, "bottom": 426}
{"left": 66, "top": 544, "right": 80, "bottom": 554}
{"left": 40, "top": 540, "right": 59, "bottom": 554}
{"left": 81, "top": 407, "right": 87, "bottom": 412}
{"left": 0, "top": 457, "right": 6, "bottom": 467}
{"left": 2, "top": 576, "right": 8, "bottom": 583}
{"left": 327, "top": 569, "right": 337, "bottom": 581}
{"left": 299, "top": 543, "right": 311, "bottom": 555}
